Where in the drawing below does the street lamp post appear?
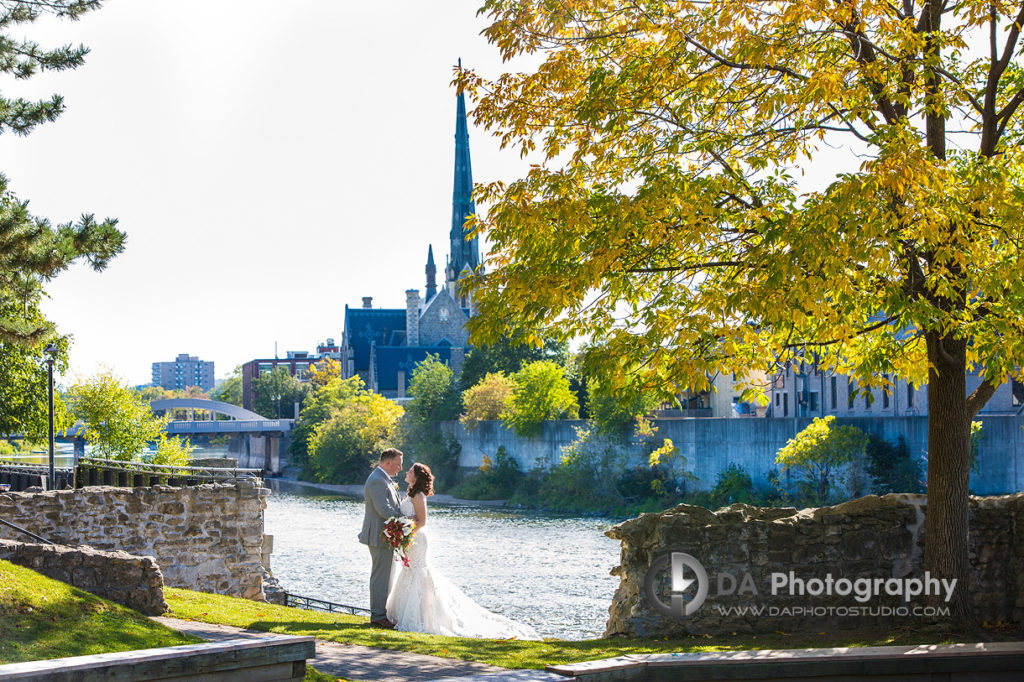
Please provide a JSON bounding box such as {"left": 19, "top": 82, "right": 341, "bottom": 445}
{"left": 43, "top": 343, "right": 57, "bottom": 490}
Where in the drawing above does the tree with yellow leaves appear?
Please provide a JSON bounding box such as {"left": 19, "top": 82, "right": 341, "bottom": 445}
{"left": 461, "top": 0, "right": 1024, "bottom": 621}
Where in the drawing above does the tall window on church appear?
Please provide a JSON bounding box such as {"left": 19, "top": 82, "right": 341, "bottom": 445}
{"left": 882, "top": 374, "right": 890, "bottom": 409}
{"left": 1013, "top": 379, "right": 1023, "bottom": 407}
{"left": 848, "top": 378, "right": 855, "bottom": 409}
{"left": 907, "top": 382, "right": 915, "bottom": 408}
{"left": 830, "top": 377, "right": 837, "bottom": 410}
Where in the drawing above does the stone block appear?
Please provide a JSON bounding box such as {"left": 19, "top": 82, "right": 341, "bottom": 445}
{"left": 605, "top": 493, "right": 1024, "bottom": 637}
{"left": 0, "top": 482, "right": 266, "bottom": 600}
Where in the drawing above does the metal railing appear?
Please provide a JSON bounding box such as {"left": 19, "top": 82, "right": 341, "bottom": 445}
{"left": 0, "top": 517, "right": 54, "bottom": 545}
{"left": 0, "top": 457, "right": 262, "bottom": 491}
{"left": 165, "top": 419, "right": 291, "bottom": 435}
{"left": 75, "top": 457, "right": 263, "bottom": 489}
{"left": 285, "top": 593, "right": 370, "bottom": 616}
{"left": 0, "top": 461, "right": 74, "bottom": 491}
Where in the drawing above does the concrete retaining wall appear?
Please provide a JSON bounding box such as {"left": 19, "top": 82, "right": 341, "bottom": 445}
{"left": 448, "top": 414, "right": 1024, "bottom": 494}
{"left": 0, "top": 539, "right": 167, "bottom": 615}
{"left": 0, "top": 481, "right": 267, "bottom": 599}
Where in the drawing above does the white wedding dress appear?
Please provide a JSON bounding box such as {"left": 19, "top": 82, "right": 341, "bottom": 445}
{"left": 385, "top": 495, "right": 540, "bottom": 640}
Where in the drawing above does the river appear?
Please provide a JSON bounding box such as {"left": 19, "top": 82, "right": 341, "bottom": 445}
{"left": 264, "top": 480, "right": 622, "bottom": 640}
{"left": 2, "top": 446, "right": 625, "bottom": 640}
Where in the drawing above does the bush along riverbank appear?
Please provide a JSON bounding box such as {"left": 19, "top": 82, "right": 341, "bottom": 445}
{"left": 451, "top": 418, "right": 928, "bottom": 517}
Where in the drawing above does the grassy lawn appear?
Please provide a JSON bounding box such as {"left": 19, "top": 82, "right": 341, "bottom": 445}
{"left": 0, "top": 560, "right": 334, "bottom": 681}
{"left": 164, "top": 586, "right": 994, "bottom": 671}
{"left": 0, "top": 559, "right": 200, "bottom": 664}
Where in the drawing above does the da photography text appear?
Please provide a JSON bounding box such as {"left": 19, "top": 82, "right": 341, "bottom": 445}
{"left": 644, "top": 552, "right": 956, "bottom": 620}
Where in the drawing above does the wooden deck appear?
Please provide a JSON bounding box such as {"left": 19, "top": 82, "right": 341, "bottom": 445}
{"left": 546, "top": 641, "right": 1024, "bottom": 681}
{"left": 0, "top": 635, "right": 314, "bottom": 682}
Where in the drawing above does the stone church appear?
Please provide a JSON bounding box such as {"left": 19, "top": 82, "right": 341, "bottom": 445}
{"left": 340, "top": 81, "right": 481, "bottom": 399}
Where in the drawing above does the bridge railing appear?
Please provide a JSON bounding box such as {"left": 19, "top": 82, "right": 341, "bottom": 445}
{"left": 75, "top": 457, "right": 263, "bottom": 489}
{"left": 165, "top": 419, "right": 291, "bottom": 434}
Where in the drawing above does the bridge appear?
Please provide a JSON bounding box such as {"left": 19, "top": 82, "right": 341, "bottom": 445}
{"left": 149, "top": 399, "right": 292, "bottom": 472}
{"left": 149, "top": 399, "right": 292, "bottom": 435}
{"left": 3, "top": 400, "right": 293, "bottom": 475}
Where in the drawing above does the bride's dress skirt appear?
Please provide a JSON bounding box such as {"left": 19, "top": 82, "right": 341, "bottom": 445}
{"left": 385, "top": 526, "right": 540, "bottom": 640}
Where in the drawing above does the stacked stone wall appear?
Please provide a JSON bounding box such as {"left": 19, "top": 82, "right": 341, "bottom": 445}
{"left": 606, "top": 494, "right": 1024, "bottom": 637}
{"left": 0, "top": 539, "right": 167, "bottom": 615}
{"left": 0, "top": 480, "right": 267, "bottom": 600}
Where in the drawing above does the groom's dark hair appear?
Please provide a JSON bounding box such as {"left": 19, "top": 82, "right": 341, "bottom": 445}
{"left": 379, "top": 448, "right": 403, "bottom": 462}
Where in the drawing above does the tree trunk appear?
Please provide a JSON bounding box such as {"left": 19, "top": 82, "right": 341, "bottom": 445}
{"left": 923, "top": 332, "right": 973, "bottom": 623}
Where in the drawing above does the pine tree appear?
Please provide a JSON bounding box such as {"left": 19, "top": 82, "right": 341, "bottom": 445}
{"left": 0, "top": 0, "right": 124, "bottom": 345}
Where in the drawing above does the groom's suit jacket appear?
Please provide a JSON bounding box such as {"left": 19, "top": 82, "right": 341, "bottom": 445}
{"left": 358, "top": 466, "right": 402, "bottom": 547}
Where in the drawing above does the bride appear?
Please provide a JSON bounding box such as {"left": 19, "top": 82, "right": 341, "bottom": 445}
{"left": 385, "top": 462, "right": 540, "bottom": 640}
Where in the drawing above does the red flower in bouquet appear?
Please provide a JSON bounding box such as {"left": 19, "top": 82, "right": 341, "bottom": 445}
{"left": 381, "top": 516, "right": 417, "bottom": 567}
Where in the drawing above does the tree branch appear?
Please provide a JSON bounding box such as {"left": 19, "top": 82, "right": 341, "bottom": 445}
{"left": 782, "top": 314, "right": 901, "bottom": 349}
{"left": 966, "top": 378, "right": 997, "bottom": 417}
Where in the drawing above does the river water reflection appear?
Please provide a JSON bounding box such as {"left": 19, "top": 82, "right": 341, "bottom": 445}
{"left": 265, "top": 480, "right": 622, "bottom": 640}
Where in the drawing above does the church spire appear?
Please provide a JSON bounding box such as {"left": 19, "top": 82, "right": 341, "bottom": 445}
{"left": 425, "top": 244, "right": 437, "bottom": 302}
{"left": 449, "top": 58, "right": 479, "bottom": 281}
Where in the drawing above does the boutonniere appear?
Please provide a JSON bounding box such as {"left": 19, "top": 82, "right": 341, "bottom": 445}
{"left": 391, "top": 480, "right": 399, "bottom": 490}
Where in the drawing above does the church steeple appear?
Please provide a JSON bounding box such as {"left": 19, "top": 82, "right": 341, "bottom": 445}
{"left": 449, "top": 58, "right": 480, "bottom": 282}
{"left": 425, "top": 244, "right": 437, "bottom": 302}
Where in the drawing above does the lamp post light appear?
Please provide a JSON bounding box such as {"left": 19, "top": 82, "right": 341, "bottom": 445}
{"left": 43, "top": 343, "right": 58, "bottom": 491}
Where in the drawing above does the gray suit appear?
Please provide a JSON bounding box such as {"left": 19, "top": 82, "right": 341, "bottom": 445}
{"left": 359, "top": 466, "right": 402, "bottom": 621}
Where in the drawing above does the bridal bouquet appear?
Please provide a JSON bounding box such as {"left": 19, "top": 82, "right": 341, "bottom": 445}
{"left": 381, "top": 516, "right": 416, "bottom": 567}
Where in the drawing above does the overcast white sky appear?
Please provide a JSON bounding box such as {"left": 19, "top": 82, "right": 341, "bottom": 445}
{"left": 0, "top": 1, "right": 529, "bottom": 387}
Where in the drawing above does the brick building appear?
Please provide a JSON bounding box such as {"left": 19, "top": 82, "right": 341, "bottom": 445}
{"left": 241, "top": 339, "right": 341, "bottom": 412}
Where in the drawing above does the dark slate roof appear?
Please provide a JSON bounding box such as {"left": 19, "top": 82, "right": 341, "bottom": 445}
{"left": 344, "top": 308, "right": 407, "bottom": 373}
{"left": 374, "top": 346, "right": 453, "bottom": 392}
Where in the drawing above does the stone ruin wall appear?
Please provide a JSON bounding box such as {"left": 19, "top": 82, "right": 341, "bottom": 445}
{"left": 0, "top": 480, "right": 268, "bottom": 600}
{"left": 0, "top": 539, "right": 167, "bottom": 615}
{"left": 606, "top": 494, "right": 1024, "bottom": 637}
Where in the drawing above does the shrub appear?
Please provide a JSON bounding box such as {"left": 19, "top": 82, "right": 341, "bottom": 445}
{"left": 460, "top": 372, "right": 514, "bottom": 430}
{"left": 396, "top": 424, "right": 462, "bottom": 491}
{"left": 529, "top": 426, "right": 623, "bottom": 512}
{"left": 775, "top": 416, "right": 868, "bottom": 506}
{"left": 307, "top": 394, "right": 403, "bottom": 484}
{"left": 453, "top": 446, "right": 523, "bottom": 500}
{"left": 69, "top": 369, "right": 191, "bottom": 465}
{"left": 405, "top": 355, "right": 461, "bottom": 424}
{"left": 586, "top": 375, "right": 660, "bottom": 437}
{"left": 709, "top": 463, "right": 757, "bottom": 507}
{"left": 865, "top": 435, "right": 924, "bottom": 494}
{"left": 501, "top": 360, "right": 579, "bottom": 437}
{"left": 614, "top": 465, "right": 667, "bottom": 501}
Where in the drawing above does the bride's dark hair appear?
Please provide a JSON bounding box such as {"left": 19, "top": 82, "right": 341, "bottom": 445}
{"left": 407, "top": 462, "right": 434, "bottom": 498}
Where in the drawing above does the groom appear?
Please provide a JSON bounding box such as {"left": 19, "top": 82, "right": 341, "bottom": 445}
{"left": 358, "top": 447, "right": 403, "bottom": 628}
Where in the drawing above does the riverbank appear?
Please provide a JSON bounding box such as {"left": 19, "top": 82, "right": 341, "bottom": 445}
{"left": 270, "top": 477, "right": 508, "bottom": 507}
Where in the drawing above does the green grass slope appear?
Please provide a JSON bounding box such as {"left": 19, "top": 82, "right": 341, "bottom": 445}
{"left": 0, "top": 559, "right": 200, "bottom": 664}
{"left": 165, "top": 586, "right": 987, "bottom": 671}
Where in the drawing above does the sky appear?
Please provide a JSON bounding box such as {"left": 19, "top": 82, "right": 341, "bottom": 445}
{"left": 0, "top": 1, "right": 531, "bottom": 387}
